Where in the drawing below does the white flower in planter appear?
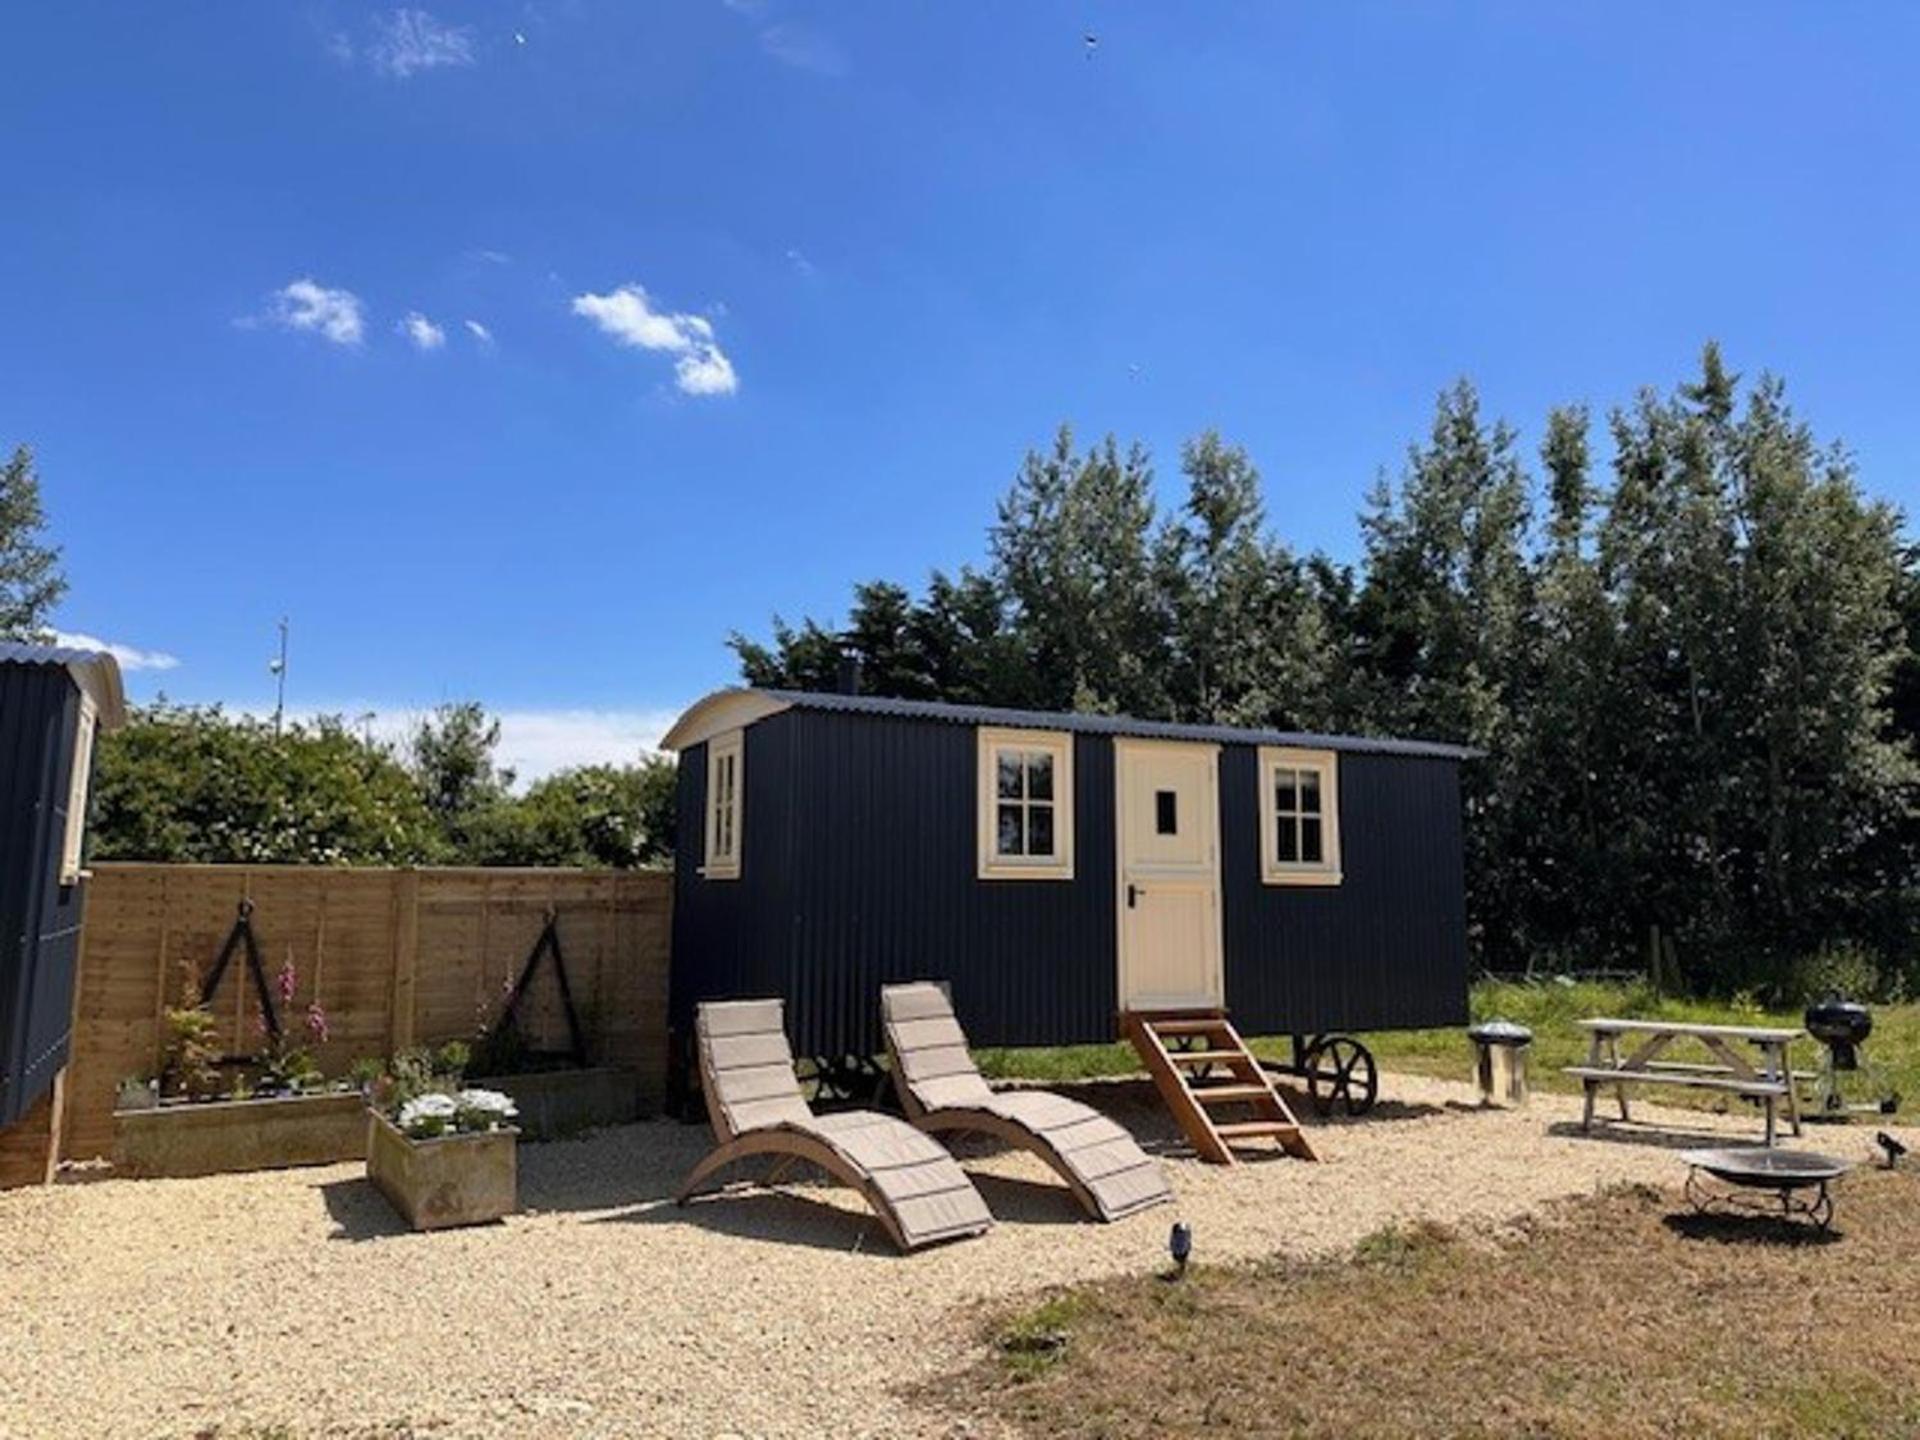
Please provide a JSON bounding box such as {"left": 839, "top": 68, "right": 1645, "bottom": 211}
{"left": 454, "top": 1088, "right": 519, "bottom": 1131}
{"left": 397, "top": 1092, "right": 460, "bottom": 1139}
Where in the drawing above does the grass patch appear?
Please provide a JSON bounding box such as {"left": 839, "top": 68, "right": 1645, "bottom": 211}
{"left": 998, "top": 1293, "right": 1089, "bottom": 1380}
{"left": 979, "top": 978, "right": 1920, "bottom": 1118}
{"left": 936, "top": 1169, "right": 1920, "bottom": 1439}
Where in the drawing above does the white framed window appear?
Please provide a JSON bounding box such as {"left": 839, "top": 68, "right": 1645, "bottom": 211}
{"left": 977, "top": 727, "right": 1074, "bottom": 880}
{"left": 703, "top": 729, "right": 743, "bottom": 880}
{"left": 1258, "top": 746, "right": 1341, "bottom": 886}
{"left": 59, "top": 697, "right": 98, "bottom": 887}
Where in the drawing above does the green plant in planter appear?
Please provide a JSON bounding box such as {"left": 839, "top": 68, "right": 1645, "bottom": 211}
{"left": 161, "top": 963, "right": 223, "bottom": 1102}
{"left": 346, "top": 1056, "right": 385, "bottom": 1094}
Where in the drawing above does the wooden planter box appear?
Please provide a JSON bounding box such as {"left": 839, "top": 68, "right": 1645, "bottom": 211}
{"left": 476, "top": 1066, "right": 640, "bottom": 1140}
{"left": 367, "top": 1112, "right": 517, "bottom": 1231}
{"left": 113, "top": 1091, "right": 369, "bottom": 1179}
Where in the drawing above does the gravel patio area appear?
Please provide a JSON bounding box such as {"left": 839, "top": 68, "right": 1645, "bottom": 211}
{"left": 1, "top": 1075, "right": 1910, "bottom": 1440}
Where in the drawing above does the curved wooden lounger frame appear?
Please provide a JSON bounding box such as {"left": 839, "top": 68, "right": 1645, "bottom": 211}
{"left": 677, "top": 1128, "right": 916, "bottom": 1253}
{"left": 882, "top": 982, "right": 1174, "bottom": 1223}
{"left": 909, "top": 1107, "right": 1106, "bottom": 1218}
{"left": 677, "top": 997, "right": 993, "bottom": 1254}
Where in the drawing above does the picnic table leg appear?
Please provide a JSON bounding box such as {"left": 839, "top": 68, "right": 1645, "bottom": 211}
{"left": 1581, "top": 1030, "right": 1601, "bottom": 1131}
{"left": 1605, "top": 1032, "right": 1631, "bottom": 1121}
{"left": 1778, "top": 1041, "right": 1803, "bottom": 1137}
{"left": 1765, "top": 1090, "right": 1777, "bottom": 1148}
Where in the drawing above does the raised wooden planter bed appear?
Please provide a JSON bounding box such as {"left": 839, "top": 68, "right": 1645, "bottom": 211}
{"left": 475, "top": 1066, "right": 640, "bottom": 1140}
{"left": 367, "top": 1112, "right": 518, "bottom": 1230}
{"left": 113, "top": 1092, "right": 368, "bottom": 1179}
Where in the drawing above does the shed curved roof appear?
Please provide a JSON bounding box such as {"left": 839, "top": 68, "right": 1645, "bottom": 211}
{"left": 0, "top": 642, "right": 129, "bottom": 729}
{"left": 661, "top": 686, "right": 1478, "bottom": 761}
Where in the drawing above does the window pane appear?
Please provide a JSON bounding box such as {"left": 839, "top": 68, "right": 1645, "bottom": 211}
{"left": 1301, "top": 817, "right": 1323, "bottom": 864}
{"left": 997, "top": 752, "right": 1024, "bottom": 799}
{"left": 1028, "top": 804, "right": 1055, "bottom": 856}
{"left": 1277, "top": 816, "right": 1299, "bottom": 863}
{"left": 1298, "top": 770, "right": 1321, "bottom": 816}
{"left": 1026, "top": 753, "right": 1054, "bottom": 801}
{"left": 1273, "top": 769, "right": 1298, "bottom": 816}
{"left": 1155, "top": 789, "right": 1178, "bottom": 835}
{"left": 997, "top": 804, "right": 1025, "bottom": 856}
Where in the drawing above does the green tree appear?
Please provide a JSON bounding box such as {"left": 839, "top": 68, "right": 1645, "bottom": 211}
{"left": 990, "top": 427, "right": 1171, "bottom": 716}
{"left": 91, "top": 704, "right": 441, "bottom": 864}
{"left": 1354, "top": 381, "right": 1537, "bottom": 965}
{"left": 466, "top": 758, "right": 677, "bottom": 868}
{"left": 407, "top": 701, "right": 514, "bottom": 852}
{"left": 0, "top": 444, "right": 67, "bottom": 639}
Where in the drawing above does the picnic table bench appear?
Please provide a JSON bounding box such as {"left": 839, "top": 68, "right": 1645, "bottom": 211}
{"left": 1567, "top": 1018, "right": 1805, "bottom": 1146}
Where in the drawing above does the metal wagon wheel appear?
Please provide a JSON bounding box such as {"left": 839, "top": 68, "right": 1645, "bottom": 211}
{"left": 1304, "top": 1035, "right": 1378, "bottom": 1117}
{"left": 802, "top": 1055, "right": 887, "bottom": 1108}
{"left": 1168, "top": 1033, "right": 1218, "bottom": 1082}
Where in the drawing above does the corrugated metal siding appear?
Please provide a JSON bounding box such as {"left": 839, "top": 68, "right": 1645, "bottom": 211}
{"left": 670, "top": 708, "right": 1469, "bottom": 1064}
{"left": 1221, "top": 749, "right": 1470, "bottom": 1033}
{"left": 672, "top": 710, "right": 1116, "bottom": 1059}
{"left": 0, "top": 664, "right": 87, "bottom": 1129}
{"left": 669, "top": 723, "right": 801, "bottom": 1041}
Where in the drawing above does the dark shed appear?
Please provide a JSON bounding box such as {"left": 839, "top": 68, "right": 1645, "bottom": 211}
{"left": 0, "top": 644, "right": 126, "bottom": 1129}
{"left": 664, "top": 688, "right": 1474, "bottom": 1071}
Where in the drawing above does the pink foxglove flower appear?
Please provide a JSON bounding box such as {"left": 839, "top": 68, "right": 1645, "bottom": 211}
{"left": 306, "top": 1000, "right": 330, "bottom": 1046}
{"left": 277, "top": 958, "right": 298, "bottom": 1007}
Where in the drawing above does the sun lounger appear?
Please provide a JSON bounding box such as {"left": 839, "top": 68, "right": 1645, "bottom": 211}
{"left": 881, "top": 981, "right": 1173, "bottom": 1222}
{"left": 677, "top": 997, "right": 993, "bottom": 1252}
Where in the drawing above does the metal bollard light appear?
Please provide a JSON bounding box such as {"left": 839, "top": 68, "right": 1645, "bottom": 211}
{"left": 1467, "top": 1020, "right": 1533, "bottom": 1106}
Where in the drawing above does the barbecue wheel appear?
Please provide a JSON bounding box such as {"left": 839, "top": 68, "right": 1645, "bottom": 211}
{"left": 1305, "top": 1035, "right": 1378, "bottom": 1117}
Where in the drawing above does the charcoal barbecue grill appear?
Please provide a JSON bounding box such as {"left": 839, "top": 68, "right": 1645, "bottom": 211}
{"left": 1678, "top": 1147, "right": 1851, "bottom": 1233}
{"left": 1804, "top": 997, "right": 1900, "bottom": 1117}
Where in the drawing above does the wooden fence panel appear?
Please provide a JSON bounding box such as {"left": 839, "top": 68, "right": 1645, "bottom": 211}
{"left": 56, "top": 864, "right": 672, "bottom": 1165}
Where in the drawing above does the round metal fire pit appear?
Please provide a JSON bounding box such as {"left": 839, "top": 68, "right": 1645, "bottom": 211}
{"left": 1678, "top": 1147, "right": 1851, "bottom": 1232}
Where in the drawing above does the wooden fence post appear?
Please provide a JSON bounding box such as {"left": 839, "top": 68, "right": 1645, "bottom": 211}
{"left": 388, "top": 869, "right": 421, "bottom": 1054}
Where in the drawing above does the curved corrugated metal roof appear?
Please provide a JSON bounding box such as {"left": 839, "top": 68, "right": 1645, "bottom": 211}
{"left": 0, "top": 641, "right": 128, "bottom": 729}
{"left": 663, "top": 685, "right": 1479, "bottom": 760}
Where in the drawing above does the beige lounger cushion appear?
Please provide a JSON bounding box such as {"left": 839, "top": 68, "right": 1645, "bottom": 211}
{"left": 692, "top": 998, "right": 992, "bottom": 1249}
{"left": 881, "top": 982, "right": 1173, "bottom": 1222}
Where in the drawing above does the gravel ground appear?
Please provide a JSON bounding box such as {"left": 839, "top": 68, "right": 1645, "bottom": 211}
{"left": 1, "top": 1075, "right": 1910, "bottom": 1440}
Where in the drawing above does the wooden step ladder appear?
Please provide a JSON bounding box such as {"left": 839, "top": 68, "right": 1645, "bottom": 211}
{"left": 1124, "top": 1012, "right": 1317, "bottom": 1165}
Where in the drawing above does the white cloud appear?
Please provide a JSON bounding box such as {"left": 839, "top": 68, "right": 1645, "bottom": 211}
{"left": 263, "top": 277, "right": 365, "bottom": 345}
{"left": 785, "top": 247, "right": 818, "bottom": 279}
{"left": 464, "top": 319, "right": 494, "bottom": 345}
{"left": 289, "top": 705, "right": 681, "bottom": 785}
{"left": 399, "top": 311, "right": 446, "bottom": 350}
{"left": 570, "top": 283, "right": 739, "bottom": 396}
{"left": 759, "top": 22, "right": 847, "bottom": 77}
{"left": 368, "top": 9, "right": 476, "bottom": 78}
{"left": 48, "top": 630, "right": 180, "bottom": 673}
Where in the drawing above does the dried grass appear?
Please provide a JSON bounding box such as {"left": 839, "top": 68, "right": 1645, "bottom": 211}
{"left": 944, "top": 1169, "right": 1920, "bottom": 1440}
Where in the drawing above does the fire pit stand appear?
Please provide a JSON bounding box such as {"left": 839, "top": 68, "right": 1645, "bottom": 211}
{"left": 1678, "top": 1147, "right": 1851, "bottom": 1234}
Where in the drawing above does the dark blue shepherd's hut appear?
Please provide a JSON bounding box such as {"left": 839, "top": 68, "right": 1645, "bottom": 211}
{"left": 0, "top": 644, "right": 125, "bottom": 1130}
{"left": 663, "top": 688, "right": 1474, "bottom": 1085}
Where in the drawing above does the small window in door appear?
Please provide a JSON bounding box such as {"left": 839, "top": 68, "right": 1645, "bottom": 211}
{"left": 978, "top": 728, "right": 1074, "bottom": 879}
{"left": 1258, "top": 746, "right": 1341, "bottom": 886}
{"left": 1155, "top": 789, "right": 1178, "bottom": 835}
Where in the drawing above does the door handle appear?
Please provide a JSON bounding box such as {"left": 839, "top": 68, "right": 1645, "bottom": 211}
{"left": 1127, "top": 883, "right": 1140, "bottom": 908}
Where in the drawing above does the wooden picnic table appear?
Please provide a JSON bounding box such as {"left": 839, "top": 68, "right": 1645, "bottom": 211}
{"left": 1567, "top": 1017, "right": 1805, "bottom": 1146}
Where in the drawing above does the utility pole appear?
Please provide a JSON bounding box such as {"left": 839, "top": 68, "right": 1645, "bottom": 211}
{"left": 269, "top": 616, "right": 289, "bottom": 735}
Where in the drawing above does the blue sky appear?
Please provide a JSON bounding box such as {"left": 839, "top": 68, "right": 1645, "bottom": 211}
{"left": 4, "top": 4, "right": 1917, "bottom": 776}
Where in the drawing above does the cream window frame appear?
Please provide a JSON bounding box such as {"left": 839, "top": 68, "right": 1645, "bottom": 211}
{"left": 977, "top": 727, "right": 1074, "bottom": 880}
{"left": 702, "top": 729, "right": 743, "bottom": 880}
{"left": 59, "top": 697, "right": 98, "bottom": 887}
{"left": 1258, "top": 745, "right": 1342, "bottom": 886}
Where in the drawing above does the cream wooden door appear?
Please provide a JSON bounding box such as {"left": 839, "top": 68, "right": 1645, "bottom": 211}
{"left": 1115, "top": 739, "right": 1224, "bottom": 1012}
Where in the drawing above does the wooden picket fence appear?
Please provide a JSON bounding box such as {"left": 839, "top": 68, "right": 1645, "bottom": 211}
{"left": 57, "top": 863, "right": 672, "bottom": 1166}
